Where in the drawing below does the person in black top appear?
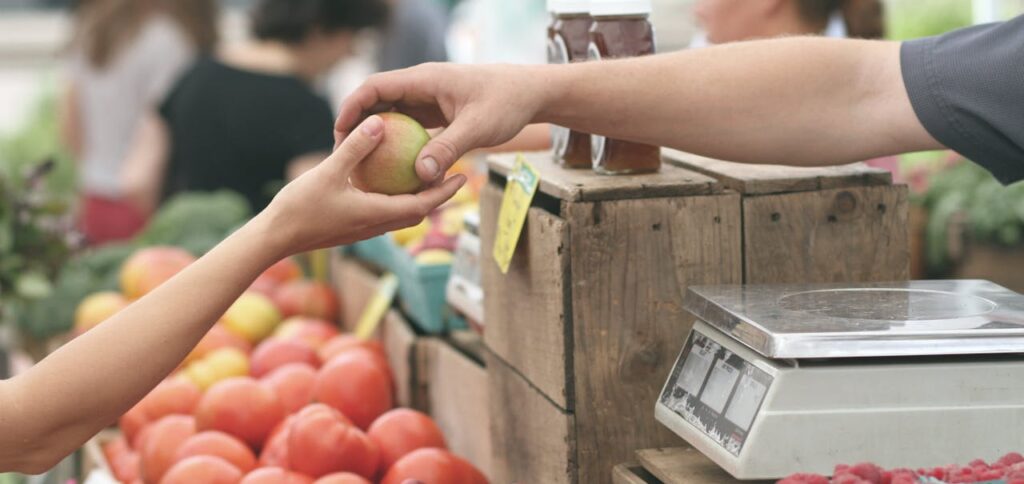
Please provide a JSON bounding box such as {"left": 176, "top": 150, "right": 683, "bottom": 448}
{"left": 122, "top": 0, "right": 389, "bottom": 213}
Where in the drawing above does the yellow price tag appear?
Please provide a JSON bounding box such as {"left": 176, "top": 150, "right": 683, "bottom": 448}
{"left": 354, "top": 272, "right": 398, "bottom": 340}
{"left": 492, "top": 155, "right": 540, "bottom": 274}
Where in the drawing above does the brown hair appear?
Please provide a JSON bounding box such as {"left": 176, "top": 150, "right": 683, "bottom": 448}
{"left": 73, "top": 0, "right": 219, "bottom": 69}
{"left": 795, "top": 0, "right": 885, "bottom": 39}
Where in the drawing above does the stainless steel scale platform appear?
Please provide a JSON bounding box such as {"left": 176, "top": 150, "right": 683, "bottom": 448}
{"left": 655, "top": 280, "right": 1024, "bottom": 480}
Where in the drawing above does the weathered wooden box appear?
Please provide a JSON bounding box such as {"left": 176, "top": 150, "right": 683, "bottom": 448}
{"left": 663, "top": 149, "right": 909, "bottom": 283}
{"left": 481, "top": 152, "right": 743, "bottom": 484}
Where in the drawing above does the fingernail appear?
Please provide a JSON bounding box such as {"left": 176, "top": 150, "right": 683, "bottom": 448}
{"left": 361, "top": 115, "right": 383, "bottom": 136}
{"left": 420, "top": 157, "right": 439, "bottom": 180}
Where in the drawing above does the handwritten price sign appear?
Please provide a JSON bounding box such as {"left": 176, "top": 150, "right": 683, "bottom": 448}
{"left": 492, "top": 155, "right": 540, "bottom": 274}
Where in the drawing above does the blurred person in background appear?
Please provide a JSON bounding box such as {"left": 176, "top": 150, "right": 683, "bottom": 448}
{"left": 60, "top": 0, "right": 218, "bottom": 245}
{"left": 691, "top": 0, "right": 899, "bottom": 176}
{"left": 377, "top": 0, "right": 449, "bottom": 71}
{"left": 122, "top": 0, "right": 389, "bottom": 215}
{"left": 692, "top": 0, "right": 884, "bottom": 45}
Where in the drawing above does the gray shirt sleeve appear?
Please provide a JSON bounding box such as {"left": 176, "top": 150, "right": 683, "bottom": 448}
{"left": 901, "top": 15, "right": 1024, "bottom": 185}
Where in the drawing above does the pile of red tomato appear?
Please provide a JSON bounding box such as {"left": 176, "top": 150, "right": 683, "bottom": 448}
{"left": 96, "top": 255, "right": 487, "bottom": 484}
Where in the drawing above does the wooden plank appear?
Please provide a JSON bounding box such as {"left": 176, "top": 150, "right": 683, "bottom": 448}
{"left": 663, "top": 149, "right": 891, "bottom": 195}
{"left": 423, "top": 339, "right": 493, "bottom": 478}
{"left": 480, "top": 182, "right": 573, "bottom": 410}
{"left": 954, "top": 243, "right": 1024, "bottom": 293}
{"left": 566, "top": 193, "right": 743, "bottom": 484}
{"left": 380, "top": 310, "right": 425, "bottom": 409}
{"left": 331, "top": 254, "right": 382, "bottom": 333}
{"left": 487, "top": 349, "right": 576, "bottom": 484}
{"left": 448, "top": 330, "right": 486, "bottom": 364}
{"left": 743, "top": 186, "right": 910, "bottom": 283}
{"left": 614, "top": 463, "right": 663, "bottom": 484}
{"left": 636, "top": 448, "right": 765, "bottom": 484}
{"left": 488, "top": 151, "right": 720, "bottom": 202}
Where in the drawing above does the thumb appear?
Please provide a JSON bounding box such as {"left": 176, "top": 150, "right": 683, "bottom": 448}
{"left": 415, "top": 117, "right": 481, "bottom": 182}
{"left": 325, "top": 115, "right": 384, "bottom": 177}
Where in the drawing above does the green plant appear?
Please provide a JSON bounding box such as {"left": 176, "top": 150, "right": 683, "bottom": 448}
{"left": 0, "top": 159, "right": 77, "bottom": 341}
{"left": 12, "top": 191, "right": 252, "bottom": 340}
{"left": 885, "top": 0, "right": 972, "bottom": 40}
{"left": 919, "top": 160, "right": 1024, "bottom": 273}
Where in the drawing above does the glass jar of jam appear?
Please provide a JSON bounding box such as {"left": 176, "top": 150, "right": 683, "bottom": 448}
{"left": 588, "top": 0, "right": 661, "bottom": 175}
{"left": 547, "top": 0, "right": 593, "bottom": 168}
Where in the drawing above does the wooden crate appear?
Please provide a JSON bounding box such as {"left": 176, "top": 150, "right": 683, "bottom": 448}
{"left": 630, "top": 447, "right": 771, "bottom": 484}
{"left": 381, "top": 309, "right": 431, "bottom": 409}
{"left": 663, "top": 149, "right": 910, "bottom": 283}
{"left": 613, "top": 464, "right": 661, "bottom": 484}
{"left": 481, "top": 152, "right": 743, "bottom": 484}
{"left": 330, "top": 252, "right": 384, "bottom": 333}
{"left": 419, "top": 332, "right": 492, "bottom": 478}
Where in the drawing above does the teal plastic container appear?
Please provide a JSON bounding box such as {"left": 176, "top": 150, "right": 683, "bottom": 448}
{"left": 347, "top": 236, "right": 466, "bottom": 334}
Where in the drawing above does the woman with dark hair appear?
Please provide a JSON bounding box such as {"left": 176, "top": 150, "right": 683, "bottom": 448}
{"left": 61, "top": 0, "right": 218, "bottom": 244}
{"left": 122, "top": 0, "right": 389, "bottom": 215}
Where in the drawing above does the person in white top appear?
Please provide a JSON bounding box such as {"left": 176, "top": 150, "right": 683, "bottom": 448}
{"left": 60, "top": 0, "right": 217, "bottom": 244}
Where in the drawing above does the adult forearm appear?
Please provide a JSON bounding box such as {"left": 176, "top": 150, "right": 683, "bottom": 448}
{"left": 3, "top": 216, "right": 284, "bottom": 471}
{"left": 539, "top": 37, "right": 939, "bottom": 166}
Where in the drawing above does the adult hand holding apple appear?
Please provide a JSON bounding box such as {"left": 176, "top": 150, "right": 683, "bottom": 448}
{"left": 334, "top": 63, "right": 546, "bottom": 183}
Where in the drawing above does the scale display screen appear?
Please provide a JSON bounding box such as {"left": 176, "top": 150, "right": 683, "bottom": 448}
{"left": 660, "top": 329, "right": 773, "bottom": 456}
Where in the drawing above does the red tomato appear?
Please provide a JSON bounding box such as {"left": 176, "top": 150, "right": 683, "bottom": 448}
{"left": 287, "top": 404, "right": 378, "bottom": 479}
{"left": 141, "top": 378, "right": 202, "bottom": 421}
{"left": 140, "top": 415, "right": 197, "bottom": 484}
{"left": 368, "top": 409, "right": 447, "bottom": 471}
{"left": 241, "top": 467, "right": 314, "bottom": 484}
{"left": 120, "top": 401, "right": 150, "bottom": 448}
{"left": 103, "top": 436, "right": 141, "bottom": 483}
{"left": 318, "top": 336, "right": 387, "bottom": 367}
{"left": 250, "top": 339, "right": 319, "bottom": 377}
{"left": 314, "top": 351, "right": 393, "bottom": 429}
{"left": 260, "top": 363, "right": 317, "bottom": 415}
{"left": 187, "top": 324, "right": 253, "bottom": 365}
{"left": 273, "top": 281, "right": 340, "bottom": 321}
{"left": 274, "top": 317, "right": 340, "bottom": 349}
{"left": 381, "top": 448, "right": 488, "bottom": 484}
{"left": 313, "top": 473, "right": 372, "bottom": 484}
{"left": 174, "top": 431, "right": 257, "bottom": 474}
{"left": 159, "top": 455, "right": 242, "bottom": 484}
{"left": 195, "top": 377, "right": 285, "bottom": 449}
{"left": 258, "top": 415, "right": 295, "bottom": 468}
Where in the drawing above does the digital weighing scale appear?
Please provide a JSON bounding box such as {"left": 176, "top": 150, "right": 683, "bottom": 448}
{"left": 655, "top": 280, "right": 1024, "bottom": 480}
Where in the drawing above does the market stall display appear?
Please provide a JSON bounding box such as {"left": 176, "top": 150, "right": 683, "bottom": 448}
{"left": 77, "top": 250, "right": 486, "bottom": 484}
{"left": 481, "top": 149, "right": 910, "bottom": 484}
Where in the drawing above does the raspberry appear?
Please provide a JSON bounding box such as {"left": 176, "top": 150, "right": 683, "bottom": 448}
{"left": 1008, "top": 480, "right": 1024, "bottom": 484}
{"left": 835, "top": 464, "right": 851, "bottom": 475}
{"left": 832, "top": 473, "right": 871, "bottom": 484}
{"left": 969, "top": 459, "right": 989, "bottom": 469}
{"left": 848, "top": 463, "right": 884, "bottom": 484}
{"left": 890, "top": 475, "right": 917, "bottom": 484}
{"left": 778, "top": 473, "right": 829, "bottom": 484}
{"left": 1001, "top": 453, "right": 1024, "bottom": 467}
{"left": 978, "top": 468, "right": 1006, "bottom": 481}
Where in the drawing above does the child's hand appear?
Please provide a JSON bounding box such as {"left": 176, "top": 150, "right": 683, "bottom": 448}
{"left": 256, "top": 115, "right": 466, "bottom": 258}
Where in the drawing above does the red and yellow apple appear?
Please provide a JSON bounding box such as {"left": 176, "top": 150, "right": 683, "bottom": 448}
{"left": 74, "top": 291, "right": 129, "bottom": 335}
{"left": 349, "top": 112, "right": 429, "bottom": 196}
{"left": 120, "top": 247, "right": 196, "bottom": 300}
